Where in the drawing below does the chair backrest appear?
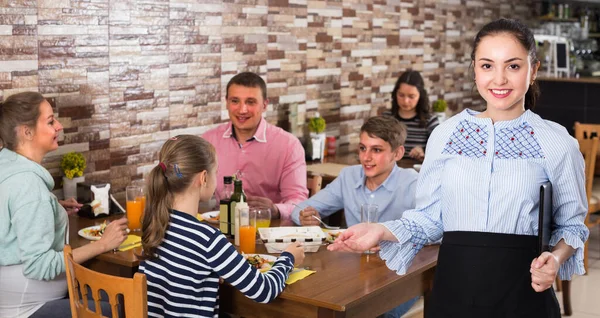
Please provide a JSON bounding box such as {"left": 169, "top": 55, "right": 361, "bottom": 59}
{"left": 307, "top": 175, "right": 323, "bottom": 197}
{"left": 574, "top": 122, "right": 600, "bottom": 141}
{"left": 63, "top": 245, "right": 148, "bottom": 318}
{"left": 576, "top": 135, "right": 599, "bottom": 205}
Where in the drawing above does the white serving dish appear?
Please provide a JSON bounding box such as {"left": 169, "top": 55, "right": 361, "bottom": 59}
{"left": 258, "top": 226, "right": 326, "bottom": 253}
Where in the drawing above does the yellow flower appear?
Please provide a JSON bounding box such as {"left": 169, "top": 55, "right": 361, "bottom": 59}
{"left": 60, "top": 152, "right": 86, "bottom": 180}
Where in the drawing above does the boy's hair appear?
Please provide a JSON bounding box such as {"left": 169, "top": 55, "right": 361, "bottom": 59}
{"left": 226, "top": 72, "right": 267, "bottom": 101}
{"left": 360, "top": 116, "right": 407, "bottom": 151}
{"left": 141, "top": 135, "right": 216, "bottom": 260}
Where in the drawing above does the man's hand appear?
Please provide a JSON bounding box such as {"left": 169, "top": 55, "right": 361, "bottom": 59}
{"left": 59, "top": 198, "right": 83, "bottom": 216}
{"left": 246, "top": 195, "right": 279, "bottom": 219}
{"left": 298, "top": 206, "right": 320, "bottom": 226}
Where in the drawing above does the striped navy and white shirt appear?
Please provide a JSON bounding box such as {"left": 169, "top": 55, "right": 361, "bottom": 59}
{"left": 395, "top": 114, "right": 439, "bottom": 157}
{"left": 380, "top": 109, "right": 589, "bottom": 281}
{"left": 139, "top": 210, "right": 294, "bottom": 317}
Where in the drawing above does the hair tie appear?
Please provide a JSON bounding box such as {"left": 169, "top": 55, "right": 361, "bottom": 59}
{"left": 158, "top": 162, "right": 167, "bottom": 172}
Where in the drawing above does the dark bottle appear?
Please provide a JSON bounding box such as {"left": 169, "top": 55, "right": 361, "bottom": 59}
{"left": 219, "top": 176, "right": 234, "bottom": 235}
{"left": 229, "top": 179, "right": 246, "bottom": 240}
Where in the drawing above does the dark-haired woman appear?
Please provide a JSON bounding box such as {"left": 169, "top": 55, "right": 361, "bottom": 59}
{"left": 139, "top": 135, "right": 305, "bottom": 317}
{"left": 329, "top": 18, "right": 587, "bottom": 318}
{"left": 0, "top": 92, "right": 128, "bottom": 317}
{"left": 391, "top": 70, "right": 439, "bottom": 161}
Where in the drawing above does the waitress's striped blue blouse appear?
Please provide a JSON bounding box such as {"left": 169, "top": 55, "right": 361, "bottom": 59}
{"left": 380, "top": 109, "right": 589, "bottom": 280}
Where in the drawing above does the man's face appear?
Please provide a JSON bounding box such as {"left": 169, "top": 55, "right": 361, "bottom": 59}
{"left": 226, "top": 84, "right": 267, "bottom": 136}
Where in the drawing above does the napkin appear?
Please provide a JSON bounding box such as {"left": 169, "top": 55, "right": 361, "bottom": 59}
{"left": 196, "top": 214, "right": 203, "bottom": 222}
{"left": 286, "top": 268, "right": 316, "bottom": 284}
{"left": 118, "top": 235, "right": 142, "bottom": 251}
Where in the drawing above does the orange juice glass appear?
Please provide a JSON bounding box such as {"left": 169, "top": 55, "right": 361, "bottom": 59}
{"left": 126, "top": 185, "right": 144, "bottom": 231}
{"left": 239, "top": 225, "right": 256, "bottom": 254}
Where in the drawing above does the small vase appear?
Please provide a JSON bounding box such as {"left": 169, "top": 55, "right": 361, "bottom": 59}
{"left": 309, "top": 132, "right": 326, "bottom": 161}
{"left": 63, "top": 176, "right": 84, "bottom": 200}
{"left": 435, "top": 112, "right": 447, "bottom": 123}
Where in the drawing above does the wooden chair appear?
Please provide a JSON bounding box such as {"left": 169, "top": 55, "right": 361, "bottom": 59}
{"left": 560, "top": 133, "right": 600, "bottom": 316}
{"left": 63, "top": 245, "right": 148, "bottom": 318}
{"left": 307, "top": 175, "right": 323, "bottom": 197}
{"left": 574, "top": 124, "right": 600, "bottom": 271}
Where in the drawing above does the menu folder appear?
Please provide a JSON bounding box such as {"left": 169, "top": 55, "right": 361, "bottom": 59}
{"left": 538, "top": 181, "right": 552, "bottom": 255}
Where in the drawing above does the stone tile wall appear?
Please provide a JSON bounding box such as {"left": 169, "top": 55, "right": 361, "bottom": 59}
{"left": 0, "top": 0, "right": 534, "bottom": 199}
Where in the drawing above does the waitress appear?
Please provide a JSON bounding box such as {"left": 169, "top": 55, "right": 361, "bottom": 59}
{"left": 328, "top": 18, "right": 588, "bottom": 318}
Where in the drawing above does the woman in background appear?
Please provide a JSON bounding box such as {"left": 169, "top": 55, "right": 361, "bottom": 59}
{"left": 391, "top": 70, "right": 439, "bottom": 161}
{"left": 0, "top": 92, "right": 127, "bottom": 318}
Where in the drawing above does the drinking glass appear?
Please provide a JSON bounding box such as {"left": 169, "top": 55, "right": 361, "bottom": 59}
{"left": 361, "top": 203, "right": 379, "bottom": 254}
{"left": 126, "top": 185, "right": 144, "bottom": 231}
{"left": 239, "top": 206, "right": 256, "bottom": 254}
{"left": 131, "top": 179, "right": 146, "bottom": 216}
{"left": 251, "top": 208, "right": 271, "bottom": 229}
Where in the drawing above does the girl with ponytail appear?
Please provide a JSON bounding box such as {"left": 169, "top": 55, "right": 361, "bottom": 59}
{"left": 139, "top": 135, "right": 304, "bottom": 317}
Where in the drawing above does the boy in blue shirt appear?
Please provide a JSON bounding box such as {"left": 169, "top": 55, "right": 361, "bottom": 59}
{"left": 292, "top": 116, "right": 418, "bottom": 227}
{"left": 291, "top": 115, "right": 420, "bottom": 318}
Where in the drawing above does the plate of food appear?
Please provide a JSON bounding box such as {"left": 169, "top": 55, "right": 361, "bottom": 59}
{"left": 244, "top": 254, "right": 277, "bottom": 273}
{"left": 200, "top": 211, "right": 220, "bottom": 224}
{"left": 78, "top": 221, "right": 108, "bottom": 241}
{"left": 322, "top": 228, "right": 346, "bottom": 244}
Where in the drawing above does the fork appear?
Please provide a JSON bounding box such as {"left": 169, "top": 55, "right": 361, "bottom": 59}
{"left": 291, "top": 203, "right": 340, "bottom": 230}
{"left": 311, "top": 215, "right": 340, "bottom": 230}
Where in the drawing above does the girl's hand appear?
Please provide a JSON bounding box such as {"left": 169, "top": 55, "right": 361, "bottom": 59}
{"left": 98, "top": 218, "right": 129, "bottom": 252}
{"left": 284, "top": 242, "right": 305, "bottom": 266}
{"left": 327, "top": 223, "right": 388, "bottom": 253}
{"left": 530, "top": 251, "right": 560, "bottom": 292}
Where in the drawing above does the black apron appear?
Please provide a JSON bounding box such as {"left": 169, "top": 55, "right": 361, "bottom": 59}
{"left": 426, "top": 231, "right": 561, "bottom": 318}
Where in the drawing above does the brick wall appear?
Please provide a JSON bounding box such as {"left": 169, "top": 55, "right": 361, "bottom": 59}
{"left": 0, "top": 0, "right": 535, "bottom": 200}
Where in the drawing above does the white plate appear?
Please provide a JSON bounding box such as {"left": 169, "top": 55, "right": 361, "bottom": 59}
{"left": 78, "top": 225, "right": 104, "bottom": 241}
{"left": 244, "top": 254, "right": 277, "bottom": 272}
{"left": 78, "top": 224, "right": 129, "bottom": 241}
{"left": 201, "top": 211, "right": 220, "bottom": 224}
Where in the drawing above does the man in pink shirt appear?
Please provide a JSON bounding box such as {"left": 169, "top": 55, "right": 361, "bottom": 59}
{"left": 203, "top": 72, "right": 308, "bottom": 221}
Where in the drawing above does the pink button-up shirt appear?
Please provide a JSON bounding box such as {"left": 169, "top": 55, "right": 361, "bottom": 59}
{"left": 203, "top": 119, "right": 308, "bottom": 220}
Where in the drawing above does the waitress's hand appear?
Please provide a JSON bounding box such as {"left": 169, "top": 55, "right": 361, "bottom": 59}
{"left": 530, "top": 251, "right": 560, "bottom": 292}
{"left": 327, "top": 223, "right": 387, "bottom": 253}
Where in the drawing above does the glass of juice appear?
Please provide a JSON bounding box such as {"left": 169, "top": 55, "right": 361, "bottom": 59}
{"left": 131, "top": 179, "right": 146, "bottom": 215}
{"left": 126, "top": 185, "right": 144, "bottom": 231}
{"left": 251, "top": 208, "right": 271, "bottom": 229}
{"left": 239, "top": 206, "right": 256, "bottom": 254}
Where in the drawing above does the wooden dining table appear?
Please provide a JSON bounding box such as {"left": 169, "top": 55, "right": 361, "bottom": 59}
{"left": 69, "top": 214, "right": 438, "bottom": 317}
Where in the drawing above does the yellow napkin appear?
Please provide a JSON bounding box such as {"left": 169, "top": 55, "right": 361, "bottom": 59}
{"left": 286, "top": 268, "right": 316, "bottom": 284}
{"left": 196, "top": 214, "right": 203, "bottom": 222}
{"left": 118, "top": 235, "right": 142, "bottom": 251}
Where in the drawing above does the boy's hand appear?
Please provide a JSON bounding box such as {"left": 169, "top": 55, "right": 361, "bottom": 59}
{"left": 299, "top": 207, "right": 320, "bottom": 226}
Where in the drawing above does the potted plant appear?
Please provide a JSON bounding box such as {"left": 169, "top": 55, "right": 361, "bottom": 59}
{"left": 432, "top": 99, "right": 448, "bottom": 123}
{"left": 308, "top": 114, "right": 326, "bottom": 161}
{"left": 61, "top": 152, "right": 86, "bottom": 200}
